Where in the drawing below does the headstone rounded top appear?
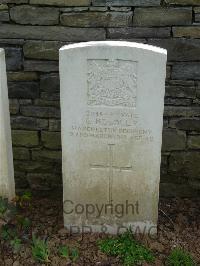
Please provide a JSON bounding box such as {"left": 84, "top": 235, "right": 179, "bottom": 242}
{"left": 60, "top": 41, "right": 167, "bottom": 56}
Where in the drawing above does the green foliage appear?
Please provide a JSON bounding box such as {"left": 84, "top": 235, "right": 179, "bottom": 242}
{"left": 0, "top": 196, "right": 16, "bottom": 224}
{"left": 98, "top": 231, "right": 155, "bottom": 266}
{"left": 32, "top": 235, "right": 50, "bottom": 263}
{"left": 167, "top": 248, "right": 196, "bottom": 266}
{"left": 70, "top": 247, "right": 79, "bottom": 262}
{"left": 1, "top": 225, "right": 17, "bottom": 240}
{"left": 10, "top": 237, "right": 22, "bottom": 253}
{"left": 58, "top": 245, "right": 79, "bottom": 262}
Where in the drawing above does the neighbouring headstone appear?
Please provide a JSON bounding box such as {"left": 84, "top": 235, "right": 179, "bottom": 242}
{"left": 60, "top": 41, "right": 167, "bottom": 234}
{"left": 0, "top": 48, "right": 15, "bottom": 200}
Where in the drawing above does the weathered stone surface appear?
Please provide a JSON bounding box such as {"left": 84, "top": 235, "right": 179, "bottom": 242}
{"left": 169, "top": 152, "right": 200, "bottom": 178}
{"left": 12, "top": 130, "right": 39, "bottom": 147}
{"left": 0, "top": 24, "right": 106, "bottom": 41}
{"left": 8, "top": 82, "right": 39, "bottom": 99}
{"left": 24, "top": 60, "right": 59, "bottom": 72}
{"left": 148, "top": 39, "right": 200, "bottom": 61}
{"left": 41, "top": 131, "right": 61, "bottom": 149}
{"left": 164, "top": 106, "right": 200, "bottom": 117}
{"left": 173, "top": 26, "right": 200, "bottom": 38}
{"left": 173, "top": 118, "right": 200, "bottom": 131}
{"left": 7, "top": 72, "right": 38, "bottom": 82}
{"left": 30, "top": 0, "right": 90, "bottom": 6}
{"left": 60, "top": 12, "right": 133, "bottom": 27}
{"left": 41, "top": 92, "right": 60, "bottom": 101}
{"left": 27, "top": 173, "right": 61, "bottom": 190}
{"left": 172, "top": 63, "right": 200, "bottom": 80}
{"left": 162, "top": 129, "right": 186, "bottom": 151}
{"left": 19, "top": 99, "right": 32, "bottom": 105}
{"left": 194, "top": 7, "right": 200, "bottom": 22}
{"left": 49, "top": 119, "right": 61, "bottom": 131}
{"left": 165, "top": 86, "right": 196, "bottom": 99}
{"left": 133, "top": 8, "right": 192, "bottom": 26}
{"left": 165, "top": 0, "right": 200, "bottom": 5}
{"left": 32, "top": 149, "right": 61, "bottom": 161}
{"left": 13, "top": 147, "right": 30, "bottom": 160}
{"left": 0, "top": 39, "right": 24, "bottom": 45}
{"left": 20, "top": 106, "right": 60, "bottom": 118}
{"left": 5, "top": 48, "right": 22, "bottom": 71}
{"left": 24, "top": 41, "right": 62, "bottom": 60}
{"left": 0, "top": 11, "right": 9, "bottom": 21}
{"left": 10, "top": 5, "right": 59, "bottom": 25}
{"left": 40, "top": 73, "right": 60, "bottom": 92}
{"left": 92, "top": 0, "right": 160, "bottom": 6}
{"left": 9, "top": 99, "right": 19, "bottom": 115}
{"left": 188, "top": 135, "right": 200, "bottom": 149}
{"left": 107, "top": 27, "right": 171, "bottom": 39}
{"left": 11, "top": 116, "right": 48, "bottom": 130}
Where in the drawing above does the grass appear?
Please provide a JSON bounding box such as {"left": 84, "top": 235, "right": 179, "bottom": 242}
{"left": 97, "top": 230, "right": 155, "bottom": 266}
{"left": 31, "top": 235, "right": 50, "bottom": 263}
{"left": 166, "top": 248, "right": 196, "bottom": 266}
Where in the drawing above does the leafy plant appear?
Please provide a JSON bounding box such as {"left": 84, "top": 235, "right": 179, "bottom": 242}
{"left": 70, "top": 247, "right": 79, "bottom": 262}
{"left": 10, "top": 237, "right": 22, "bottom": 253}
{"left": 98, "top": 230, "right": 155, "bottom": 266}
{"left": 0, "top": 197, "right": 16, "bottom": 225}
{"left": 32, "top": 235, "right": 50, "bottom": 263}
{"left": 166, "top": 248, "right": 196, "bottom": 266}
{"left": 58, "top": 245, "right": 69, "bottom": 258}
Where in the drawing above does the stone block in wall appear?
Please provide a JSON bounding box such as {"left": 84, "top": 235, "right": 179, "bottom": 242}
{"left": 170, "top": 118, "right": 200, "bottom": 131}
{"left": 7, "top": 72, "right": 39, "bottom": 82}
{"left": 49, "top": 119, "right": 61, "bottom": 131}
{"left": 5, "top": 48, "right": 22, "bottom": 71}
{"left": 12, "top": 130, "right": 39, "bottom": 147}
{"left": 60, "top": 12, "right": 133, "bottom": 27}
{"left": 133, "top": 8, "right": 192, "bottom": 26}
{"left": 169, "top": 152, "right": 200, "bottom": 178}
{"left": 164, "top": 106, "right": 200, "bottom": 117}
{"left": 23, "top": 41, "right": 63, "bottom": 60}
{"left": 165, "top": 98, "right": 191, "bottom": 106}
{"left": 1, "top": 0, "right": 28, "bottom": 3}
{"left": 173, "top": 26, "right": 200, "bottom": 38}
{"left": 24, "top": 60, "right": 59, "bottom": 72}
{"left": 13, "top": 147, "right": 30, "bottom": 160}
{"left": 162, "top": 129, "right": 186, "bottom": 151}
{"left": 41, "top": 92, "right": 60, "bottom": 101}
{"left": 41, "top": 131, "right": 61, "bottom": 149}
{"left": 172, "top": 63, "right": 200, "bottom": 80}
{"left": 20, "top": 106, "right": 60, "bottom": 118}
{"left": 30, "top": 0, "right": 90, "bottom": 6}
{"left": 0, "top": 24, "right": 106, "bottom": 41}
{"left": 194, "top": 7, "right": 200, "bottom": 22}
{"left": 165, "top": 0, "right": 200, "bottom": 5}
{"left": 0, "top": 4, "right": 8, "bottom": 10}
{"left": 40, "top": 73, "right": 60, "bottom": 92}
{"left": 14, "top": 160, "right": 60, "bottom": 173}
{"left": 165, "top": 85, "right": 196, "bottom": 99}
{"left": 10, "top": 5, "right": 59, "bottom": 25}
{"left": 15, "top": 171, "right": 29, "bottom": 190}
{"left": 32, "top": 149, "right": 62, "bottom": 161}
{"left": 34, "top": 99, "right": 60, "bottom": 108}
{"left": 188, "top": 135, "right": 200, "bottom": 149}
{"left": 11, "top": 116, "right": 48, "bottom": 130}
{"left": 8, "top": 82, "right": 39, "bottom": 99}
{"left": 27, "top": 173, "right": 62, "bottom": 190}
{"left": 0, "top": 11, "right": 9, "bottom": 21}
{"left": 92, "top": 0, "right": 160, "bottom": 6}
{"left": 9, "top": 99, "right": 19, "bottom": 115}
{"left": 148, "top": 39, "right": 200, "bottom": 61}
{"left": 107, "top": 27, "right": 171, "bottom": 39}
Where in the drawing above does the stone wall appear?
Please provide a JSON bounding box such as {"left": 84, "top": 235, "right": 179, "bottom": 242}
{"left": 0, "top": 0, "right": 200, "bottom": 197}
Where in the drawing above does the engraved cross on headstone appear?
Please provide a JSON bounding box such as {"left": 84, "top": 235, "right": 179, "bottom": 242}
{"left": 90, "top": 144, "right": 132, "bottom": 203}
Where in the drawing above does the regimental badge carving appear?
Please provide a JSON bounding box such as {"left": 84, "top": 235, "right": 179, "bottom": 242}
{"left": 87, "top": 59, "right": 138, "bottom": 108}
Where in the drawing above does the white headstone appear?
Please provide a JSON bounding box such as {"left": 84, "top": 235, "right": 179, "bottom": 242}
{"left": 60, "top": 41, "right": 167, "bottom": 234}
{"left": 0, "top": 49, "right": 15, "bottom": 200}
